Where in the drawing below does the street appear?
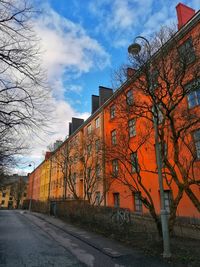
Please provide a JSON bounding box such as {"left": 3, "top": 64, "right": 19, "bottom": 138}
{"left": 0, "top": 210, "right": 85, "bottom": 266}
{"left": 0, "top": 210, "right": 170, "bottom": 267}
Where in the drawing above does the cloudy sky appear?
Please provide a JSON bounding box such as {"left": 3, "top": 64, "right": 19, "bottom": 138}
{"left": 21, "top": 0, "right": 199, "bottom": 173}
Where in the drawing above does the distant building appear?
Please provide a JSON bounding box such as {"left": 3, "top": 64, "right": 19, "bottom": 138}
{"left": 0, "top": 174, "right": 28, "bottom": 209}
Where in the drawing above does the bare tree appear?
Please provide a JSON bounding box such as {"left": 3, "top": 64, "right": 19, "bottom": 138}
{"left": 110, "top": 26, "right": 200, "bottom": 233}
{"left": 10, "top": 177, "right": 27, "bottom": 208}
{"left": 0, "top": 0, "right": 51, "bottom": 171}
{"left": 79, "top": 130, "right": 105, "bottom": 205}
{"left": 50, "top": 141, "right": 79, "bottom": 200}
{"left": 50, "top": 129, "right": 112, "bottom": 205}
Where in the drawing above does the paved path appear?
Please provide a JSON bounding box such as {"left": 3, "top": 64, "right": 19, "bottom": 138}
{"left": 0, "top": 210, "right": 171, "bottom": 267}
{"left": 0, "top": 210, "right": 84, "bottom": 266}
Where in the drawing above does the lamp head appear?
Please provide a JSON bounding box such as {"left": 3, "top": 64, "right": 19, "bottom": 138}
{"left": 128, "top": 42, "right": 141, "bottom": 55}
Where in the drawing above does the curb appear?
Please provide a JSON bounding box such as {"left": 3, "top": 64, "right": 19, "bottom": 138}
{"left": 26, "top": 211, "right": 131, "bottom": 259}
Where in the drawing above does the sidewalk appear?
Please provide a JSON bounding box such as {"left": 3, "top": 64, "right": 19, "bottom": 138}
{"left": 25, "top": 211, "right": 140, "bottom": 258}
{"left": 20, "top": 210, "right": 200, "bottom": 266}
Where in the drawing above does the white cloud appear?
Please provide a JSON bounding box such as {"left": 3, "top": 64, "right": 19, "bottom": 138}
{"left": 33, "top": 5, "right": 110, "bottom": 99}
{"left": 17, "top": 99, "right": 90, "bottom": 170}
{"left": 88, "top": 0, "right": 188, "bottom": 47}
{"left": 15, "top": 3, "right": 110, "bottom": 172}
{"left": 89, "top": 0, "right": 154, "bottom": 47}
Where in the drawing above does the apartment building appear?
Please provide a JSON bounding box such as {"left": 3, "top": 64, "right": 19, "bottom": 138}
{"left": 0, "top": 174, "right": 28, "bottom": 209}
{"left": 27, "top": 3, "right": 200, "bottom": 219}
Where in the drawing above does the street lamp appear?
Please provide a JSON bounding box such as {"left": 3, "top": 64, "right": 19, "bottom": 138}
{"left": 28, "top": 162, "right": 35, "bottom": 212}
{"left": 128, "top": 36, "right": 171, "bottom": 258}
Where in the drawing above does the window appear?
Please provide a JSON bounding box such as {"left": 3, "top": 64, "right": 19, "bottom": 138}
{"left": 24, "top": 193, "right": 27, "bottom": 197}
{"left": 126, "top": 89, "right": 133, "bottom": 105}
{"left": 9, "top": 197, "right": 13, "bottom": 201}
{"left": 2, "top": 192, "right": 6, "bottom": 198}
{"left": 110, "top": 105, "right": 115, "bottom": 119}
{"left": 87, "top": 124, "right": 92, "bottom": 135}
{"left": 130, "top": 152, "right": 139, "bottom": 173}
{"left": 152, "top": 104, "right": 163, "bottom": 124}
{"left": 112, "top": 159, "right": 118, "bottom": 176}
{"left": 178, "top": 37, "right": 195, "bottom": 65}
{"left": 87, "top": 168, "right": 91, "bottom": 180}
{"left": 113, "top": 193, "right": 120, "bottom": 208}
{"left": 194, "top": 129, "right": 200, "bottom": 159}
{"left": 87, "top": 144, "right": 92, "bottom": 156}
{"left": 95, "top": 191, "right": 101, "bottom": 205}
{"left": 188, "top": 89, "right": 200, "bottom": 108}
{"left": 1, "top": 200, "right": 5, "bottom": 205}
{"left": 111, "top": 129, "right": 117, "bottom": 145}
{"left": 128, "top": 119, "right": 136, "bottom": 137}
{"left": 95, "top": 117, "right": 100, "bottom": 128}
{"left": 96, "top": 164, "right": 101, "bottom": 178}
{"left": 150, "top": 69, "right": 159, "bottom": 91}
{"left": 95, "top": 139, "right": 100, "bottom": 152}
{"left": 73, "top": 172, "right": 76, "bottom": 185}
{"left": 158, "top": 141, "right": 167, "bottom": 165}
{"left": 158, "top": 106, "right": 164, "bottom": 124}
{"left": 134, "top": 192, "right": 142, "bottom": 212}
{"left": 164, "top": 190, "right": 171, "bottom": 213}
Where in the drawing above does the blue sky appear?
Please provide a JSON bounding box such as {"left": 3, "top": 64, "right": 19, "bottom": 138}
{"left": 20, "top": 0, "right": 199, "bottom": 173}
{"left": 36, "top": 0, "right": 199, "bottom": 112}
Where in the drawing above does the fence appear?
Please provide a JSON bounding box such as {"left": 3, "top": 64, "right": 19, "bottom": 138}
{"left": 23, "top": 199, "right": 200, "bottom": 240}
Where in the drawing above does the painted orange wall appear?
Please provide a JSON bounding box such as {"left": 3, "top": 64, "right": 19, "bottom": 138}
{"left": 103, "top": 22, "right": 200, "bottom": 218}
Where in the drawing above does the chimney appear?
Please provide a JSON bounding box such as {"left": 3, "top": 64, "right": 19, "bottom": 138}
{"left": 127, "top": 68, "right": 136, "bottom": 79}
{"left": 99, "top": 86, "right": 113, "bottom": 106}
{"left": 91, "top": 95, "right": 99, "bottom": 114}
{"left": 45, "top": 151, "right": 52, "bottom": 160}
{"left": 69, "top": 122, "right": 72, "bottom": 136}
{"left": 176, "top": 3, "right": 195, "bottom": 30}
{"left": 53, "top": 140, "right": 63, "bottom": 150}
{"left": 69, "top": 117, "right": 84, "bottom": 136}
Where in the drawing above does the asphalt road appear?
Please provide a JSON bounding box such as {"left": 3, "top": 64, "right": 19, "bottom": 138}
{"left": 0, "top": 210, "right": 85, "bottom": 267}
{"left": 0, "top": 210, "right": 171, "bottom": 267}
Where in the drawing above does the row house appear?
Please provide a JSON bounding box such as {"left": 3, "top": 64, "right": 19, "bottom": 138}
{"left": 27, "top": 3, "right": 199, "bottom": 219}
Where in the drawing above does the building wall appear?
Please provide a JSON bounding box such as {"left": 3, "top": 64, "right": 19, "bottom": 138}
{"left": 0, "top": 178, "right": 27, "bottom": 209}
{"left": 26, "top": 6, "right": 200, "bottom": 218}
{"left": 103, "top": 19, "right": 200, "bottom": 218}
{"left": 40, "top": 159, "right": 51, "bottom": 201}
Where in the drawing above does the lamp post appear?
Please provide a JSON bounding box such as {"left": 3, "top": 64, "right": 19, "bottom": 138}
{"left": 28, "top": 161, "right": 35, "bottom": 212}
{"left": 128, "top": 36, "right": 171, "bottom": 258}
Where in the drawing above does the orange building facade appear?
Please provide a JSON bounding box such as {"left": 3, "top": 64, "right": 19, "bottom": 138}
{"left": 27, "top": 3, "right": 199, "bottom": 219}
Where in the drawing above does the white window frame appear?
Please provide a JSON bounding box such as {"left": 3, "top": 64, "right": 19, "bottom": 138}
{"left": 96, "top": 164, "right": 101, "bottom": 178}
{"left": 178, "top": 37, "right": 195, "bottom": 65}
{"left": 134, "top": 192, "right": 142, "bottom": 212}
{"left": 87, "top": 144, "right": 92, "bottom": 156}
{"left": 128, "top": 119, "right": 136, "bottom": 137}
{"left": 95, "top": 191, "right": 101, "bottom": 205}
{"left": 95, "top": 139, "right": 100, "bottom": 152}
{"left": 95, "top": 117, "right": 100, "bottom": 128}
{"left": 164, "top": 190, "right": 171, "bottom": 213}
{"left": 194, "top": 129, "right": 200, "bottom": 159}
{"left": 87, "top": 124, "right": 92, "bottom": 135}
{"left": 126, "top": 89, "right": 133, "bottom": 105}
{"left": 130, "top": 152, "right": 139, "bottom": 173}
{"left": 188, "top": 89, "right": 200, "bottom": 108}
{"left": 111, "top": 129, "right": 117, "bottom": 145}
{"left": 112, "top": 159, "right": 118, "bottom": 176}
{"left": 113, "top": 192, "right": 120, "bottom": 208}
{"left": 110, "top": 104, "right": 115, "bottom": 119}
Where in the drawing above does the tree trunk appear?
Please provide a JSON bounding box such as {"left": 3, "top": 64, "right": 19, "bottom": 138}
{"left": 149, "top": 206, "right": 162, "bottom": 237}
